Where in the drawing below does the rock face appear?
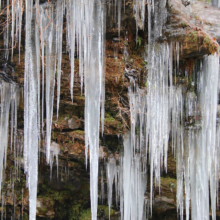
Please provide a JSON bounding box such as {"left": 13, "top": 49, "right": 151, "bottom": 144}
{"left": 191, "top": 0, "right": 220, "bottom": 42}
{"left": 166, "top": 0, "right": 219, "bottom": 58}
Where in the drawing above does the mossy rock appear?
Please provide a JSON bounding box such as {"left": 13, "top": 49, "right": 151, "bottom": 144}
{"left": 77, "top": 205, "right": 117, "bottom": 220}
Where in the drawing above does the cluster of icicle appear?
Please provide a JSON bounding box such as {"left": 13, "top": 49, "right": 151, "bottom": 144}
{"left": 0, "top": 0, "right": 150, "bottom": 218}
{"left": 0, "top": 79, "right": 20, "bottom": 191}
{"left": 2, "top": 0, "right": 106, "bottom": 219}
{"left": 0, "top": 0, "right": 169, "bottom": 219}
{"left": 104, "top": 2, "right": 172, "bottom": 217}
{"left": 1, "top": 0, "right": 220, "bottom": 220}
{"left": 0, "top": 78, "right": 21, "bottom": 218}
{"left": 105, "top": 43, "right": 173, "bottom": 219}
{"left": 175, "top": 55, "right": 220, "bottom": 220}
{"left": 105, "top": 135, "right": 147, "bottom": 220}
{"left": 105, "top": 44, "right": 220, "bottom": 220}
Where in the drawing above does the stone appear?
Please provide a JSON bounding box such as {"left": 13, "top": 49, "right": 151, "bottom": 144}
{"left": 68, "top": 117, "right": 81, "bottom": 130}
{"left": 191, "top": 0, "right": 220, "bottom": 43}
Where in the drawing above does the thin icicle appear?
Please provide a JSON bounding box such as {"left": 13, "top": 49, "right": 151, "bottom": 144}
{"left": 106, "top": 158, "right": 116, "bottom": 219}
{"left": 56, "top": 1, "right": 64, "bottom": 119}
{"left": 11, "top": 0, "right": 15, "bottom": 59}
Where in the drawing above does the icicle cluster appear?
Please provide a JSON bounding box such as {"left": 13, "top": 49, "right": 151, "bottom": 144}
{"left": 2, "top": 0, "right": 220, "bottom": 219}
{"left": 145, "top": 44, "right": 172, "bottom": 210}
{"left": 176, "top": 54, "right": 219, "bottom": 220}
{"left": 106, "top": 134, "right": 147, "bottom": 220}
{"left": 0, "top": 79, "right": 19, "bottom": 194}
{"left": 2, "top": 0, "right": 23, "bottom": 61}
{"left": 2, "top": 0, "right": 106, "bottom": 218}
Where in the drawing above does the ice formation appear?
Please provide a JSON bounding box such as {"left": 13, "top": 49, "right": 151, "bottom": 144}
{"left": 23, "top": 1, "right": 39, "bottom": 218}
{"left": 49, "top": 142, "right": 60, "bottom": 179}
{"left": 1, "top": 0, "right": 220, "bottom": 220}
{"left": 176, "top": 54, "right": 220, "bottom": 220}
{"left": 106, "top": 134, "right": 147, "bottom": 220}
{"left": 0, "top": 80, "right": 19, "bottom": 194}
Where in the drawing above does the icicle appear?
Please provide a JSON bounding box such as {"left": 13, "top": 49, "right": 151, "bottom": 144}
{"left": 43, "top": 5, "right": 57, "bottom": 164}
{"left": 133, "top": 0, "right": 146, "bottom": 39}
{"left": 84, "top": 1, "right": 106, "bottom": 219}
{"left": 18, "top": 0, "right": 23, "bottom": 63}
{"left": 40, "top": 7, "right": 45, "bottom": 135}
{"left": 100, "top": 167, "right": 105, "bottom": 204}
{"left": 23, "top": 1, "right": 39, "bottom": 219}
{"left": 4, "top": 0, "right": 9, "bottom": 60}
{"left": 123, "top": 134, "right": 132, "bottom": 220}
{"left": 118, "top": 0, "right": 121, "bottom": 38}
{"left": 49, "top": 142, "right": 60, "bottom": 180}
{"left": 66, "top": 0, "right": 75, "bottom": 102}
{"left": 56, "top": 1, "right": 64, "bottom": 119}
{"left": 106, "top": 158, "right": 116, "bottom": 219}
{"left": 11, "top": 0, "right": 15, "bottom": 59}
{"left": 35, "top": 5, "right": 41, "bottom": 146}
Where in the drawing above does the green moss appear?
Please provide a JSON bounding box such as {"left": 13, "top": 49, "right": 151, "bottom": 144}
{"left": 142, "top": 60, "right": 147, "bottom": 65}
{"left": 79, "top": 208, "right": 91, "bottom": 220}
{"left": 137, "top": 36, "right": 143, "bottom": 46}
{"left": 23, "top": 213, "right": 29, "bottom": 220}
{"left": 74, "top": 130, "right": 85, "bottom": 134}
{"left": 203, "top": 35, "right": 211, "bottom": 45}
{"left": 105, "top": 113, "right": 119, "bottom": 125}
{"left": 181, "top": 22, "right": 188, "bottom": 28}
{"left": 105, "top": 117, "right": 116, "bottom": 123}
{"left": 53, "top": 191, "right": 65, "bottom": 201}
{"left": 203, "top": 35, "right": 217, "bottom": 53}
{"left": 98, "top": 205, "right": 115, "bottom": 217}
{"left": 77, "top": 205, "right": 116, "bottom": 220}
{"left": 37, "top": 207, "right": 49, "bottom": 215}
{"left": 69, "top": 204, "right": 83, "bottom": 220}
{"left": 160, "top": 177, "right": 177, "bottom": 189}
{"left": 187, "top": 31, "right": 199, "bottom": 43}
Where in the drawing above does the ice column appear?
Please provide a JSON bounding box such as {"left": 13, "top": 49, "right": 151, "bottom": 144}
{"left": 23, "top": 1, "right": 39, "bottom": 219}
{"left": 146, "top": 44, "right": 171, "bottom": 210}
{"left": 196, "top": 54, "right": 219, "bottom": 220}
{"left": 176, "top": 54, "right": 219, "bottom": 220}
{"left": 122, "top": 134, "right": 147, "bottom": 220}
{"left": 106, "top": 158, "right": 116, "bottom": 219}
{"left": 84, "top": 1, "right": 106, "bottom": 219}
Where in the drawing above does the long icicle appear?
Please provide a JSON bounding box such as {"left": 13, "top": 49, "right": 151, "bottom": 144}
{"left": 24, "top": 0, "right": 39, "bottom": 219}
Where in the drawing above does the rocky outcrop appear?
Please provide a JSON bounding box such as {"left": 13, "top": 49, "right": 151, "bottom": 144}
{"left": 166, "top": 0, "right": 219, "bottom": 58}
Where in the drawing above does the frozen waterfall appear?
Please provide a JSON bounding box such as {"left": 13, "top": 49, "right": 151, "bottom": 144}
{"left": 0, "top": 0, "right": 220, "bottom": 219}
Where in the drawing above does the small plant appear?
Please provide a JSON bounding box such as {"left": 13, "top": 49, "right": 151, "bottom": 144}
{"left": 203, "top": 35, "right": 217, "bottom": 53}
{"left": 181, "top": 22, "right": 188, "bottom": 28}
{"left": 142, "top": 60, "right": 147, "bottom": 65}
{"left": 137, "top": 36, "right": 143, "bottom": 46}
